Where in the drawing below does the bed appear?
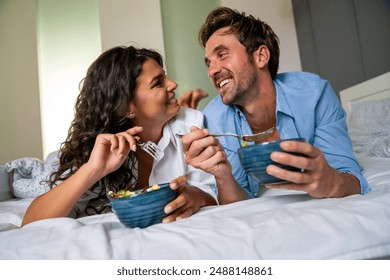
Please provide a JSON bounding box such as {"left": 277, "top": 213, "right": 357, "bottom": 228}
{"left": 1, "top": 72, "right": 389, "bottom": 260}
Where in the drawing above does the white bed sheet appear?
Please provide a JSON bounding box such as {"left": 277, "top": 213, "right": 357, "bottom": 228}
{"left": 0, "top": 153, "right": 389, "bottom": 260}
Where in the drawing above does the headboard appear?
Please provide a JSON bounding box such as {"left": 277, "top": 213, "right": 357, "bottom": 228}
{"left": 339, "top": 71, "right": 390, "bottom": 122}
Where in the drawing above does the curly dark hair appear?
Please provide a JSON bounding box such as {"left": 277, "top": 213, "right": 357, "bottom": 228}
{"left": 198, "top": 6, "right": 280, "bottom": 79}
{"left": 47, "top": 46, "right": 164, "bottom": 213}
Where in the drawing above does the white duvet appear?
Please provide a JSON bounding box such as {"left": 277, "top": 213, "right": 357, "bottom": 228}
{"left": 1, "top": 154, "right": 389, "bottom": 260}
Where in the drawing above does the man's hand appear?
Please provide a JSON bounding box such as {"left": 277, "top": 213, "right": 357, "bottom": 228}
{"left": 178, "top": 88, "right": 209, "bottom": 109}
{"left": 181, "top": 126, "right": 230, "bottom": 178}
{"left": 265, "top": 140, "right": 360, "bottom": 198}
{"left": 181, "top": 126, "right": 249, "bottom": 204}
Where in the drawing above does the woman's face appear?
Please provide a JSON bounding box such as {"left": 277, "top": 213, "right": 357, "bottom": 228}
{"left": 130, "top": 58, "right": 180, "bottom": 127}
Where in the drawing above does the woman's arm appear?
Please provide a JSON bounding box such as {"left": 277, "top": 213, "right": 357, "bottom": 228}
{"left": 21, "top": 127, "right": 142, "bottom": 226}
{"left": 21, "top": 163, "right": 101, "bottom": 226}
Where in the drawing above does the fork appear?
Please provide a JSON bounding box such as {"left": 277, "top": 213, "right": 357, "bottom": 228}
{"left": 136, "top": 140, "right": 163, "bottom": 160}
{"left": 176, "top": 127, "right": 274, "bottom": 142}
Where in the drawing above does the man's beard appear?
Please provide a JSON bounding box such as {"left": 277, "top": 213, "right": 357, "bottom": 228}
{"left": 221, "top": 64, "right": 258, "bottom": 106}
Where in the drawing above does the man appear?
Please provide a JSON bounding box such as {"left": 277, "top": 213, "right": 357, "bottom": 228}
{"left": 180, "top": 6, "right": 369, "bottom": 204}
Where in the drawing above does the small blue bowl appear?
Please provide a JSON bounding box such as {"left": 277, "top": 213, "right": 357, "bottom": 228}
{"left": 109, "top": 183, "right": 177, "bottom": 228}
{"left": 238, "top": 138, "right": 306, "bottom": 185}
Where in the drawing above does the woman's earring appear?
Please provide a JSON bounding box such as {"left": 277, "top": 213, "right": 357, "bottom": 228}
{"left": 128, "top": 112, "right": 135, "bottom": 119}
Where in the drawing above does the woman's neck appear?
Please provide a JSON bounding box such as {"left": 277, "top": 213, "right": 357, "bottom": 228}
{"left": 134, "top": 120, "right": 165, "bottom": 144}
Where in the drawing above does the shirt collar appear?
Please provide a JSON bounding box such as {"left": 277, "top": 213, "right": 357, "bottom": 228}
{"left": 274, "top": 80, "right": 293, "bottom": 118}
{"left": 230, "top": 81, "right": 295, "bottom": 138}
{"left": 230, "top": 81, "right": 293, "bottom": 119}
{"left": 233, "top": 104, "right": 243, "bottom": 117}
{"left": 159, "top": 118, "right": 178, "bottom": 150}
{"left": 232, "top": 105, "right": 252, "bottom": 136}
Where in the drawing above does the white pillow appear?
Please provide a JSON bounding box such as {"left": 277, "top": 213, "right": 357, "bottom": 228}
{"left": 348, "top": 98, "right": 390, "bottom": 157}
{"left": 4, "top": 151, "right": 60, "bottom": 198}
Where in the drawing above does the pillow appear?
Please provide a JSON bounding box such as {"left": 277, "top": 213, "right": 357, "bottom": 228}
{"left": 348, "top": 98, "right": 390, "bottom": 157}
{"left": 4, "top": 151, "right": 60, "bottom": 198}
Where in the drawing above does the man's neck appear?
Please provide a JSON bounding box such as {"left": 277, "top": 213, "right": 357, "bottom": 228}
{"left": 239, "top": 77, "right": 277, "bottom": 133}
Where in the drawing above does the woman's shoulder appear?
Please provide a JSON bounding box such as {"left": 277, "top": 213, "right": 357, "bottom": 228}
{"left": 169, "top": 107, "right": 204, "bottom": 133}
{"left": 177, "top": 106, "right": 204, "bottom": 121}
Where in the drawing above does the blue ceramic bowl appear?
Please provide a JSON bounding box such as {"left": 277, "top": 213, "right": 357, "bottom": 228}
{"left": 238, "top": 138, "right": 306, "bottom": 185}
{"left": 109, "top": 183, "right": 177, "bottom": 228}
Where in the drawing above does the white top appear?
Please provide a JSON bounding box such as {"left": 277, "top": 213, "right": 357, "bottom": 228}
{"left": 148, "top": 107, "right": 218, "bottom": 201}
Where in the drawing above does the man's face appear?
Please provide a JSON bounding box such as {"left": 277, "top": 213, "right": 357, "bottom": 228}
{"left": 205, "top": 27, "right": 258, "bottom": 105}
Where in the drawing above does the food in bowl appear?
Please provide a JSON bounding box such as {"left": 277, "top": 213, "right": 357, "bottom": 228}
{"left": 109, "top": 183, "right": 177, "bottom": 228}
{"left": 108, "top": 183, "right": 161, "bottom": 199}
{"left": 238, "top": 138, "right": 306, "bottom": 185}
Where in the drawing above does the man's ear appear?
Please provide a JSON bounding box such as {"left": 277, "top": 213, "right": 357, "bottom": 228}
{"left": 253, "top": 45, "right": 270, "bottom": 68}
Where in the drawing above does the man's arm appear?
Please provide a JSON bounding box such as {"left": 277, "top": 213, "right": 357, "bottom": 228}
{"left": 178, "top": 88, "right": 209, "bottom": 109}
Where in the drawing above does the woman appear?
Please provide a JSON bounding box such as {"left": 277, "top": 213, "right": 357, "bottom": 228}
{"left": 22, "top": 46, "right": 220, "bottom": 226}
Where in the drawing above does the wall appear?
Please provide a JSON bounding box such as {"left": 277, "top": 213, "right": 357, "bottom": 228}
{"left": 292, "top": 0, "right": 390, "bottom": 94}
{"left": 0, "top": 0, "right": 42, "bottom": 164}
{"left": 38, "top": 0, "right": 102, "bottom": 157}
{"left": 99, "top": 0, "right": 165, "bottom": 55}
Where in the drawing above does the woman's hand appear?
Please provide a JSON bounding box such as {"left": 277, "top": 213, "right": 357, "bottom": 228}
{"left": 162, "top": 176, "right": 217, "bottom": 223}
{"left": 86, "top": 126, "right": 143, "bottom": 180}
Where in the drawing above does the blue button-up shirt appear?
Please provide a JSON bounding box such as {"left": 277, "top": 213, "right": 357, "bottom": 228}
{"left": 203, "top": 72, "right": 370, "bottom": 197}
